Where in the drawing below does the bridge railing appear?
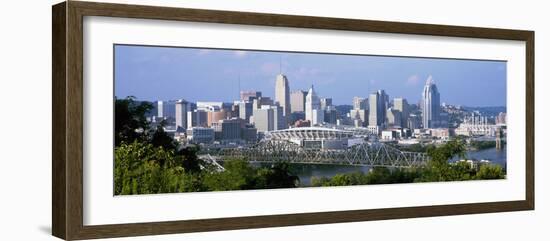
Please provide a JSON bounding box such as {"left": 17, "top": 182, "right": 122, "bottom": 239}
{"left": 209, "top": 140, "right": 429, "bottom": 168}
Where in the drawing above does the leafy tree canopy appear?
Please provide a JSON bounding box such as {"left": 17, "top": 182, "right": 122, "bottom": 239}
{"left": 115, "top": 96, "right": 153, "bottom": 146}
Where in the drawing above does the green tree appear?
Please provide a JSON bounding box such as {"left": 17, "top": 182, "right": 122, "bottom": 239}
{"left": 203, "top": 159, "right": 256, "bottom": 191}
{"left": 364, "top": 167, "right": 392, "bottom": 184}
{"left": 254, "top": 162, "right": 300, "bottom": 189}
{"left": 114, "top": 141, "right": 177, "bottom": 195}
{"left": 150, "top": 120, "right": 177, "bottom": 151}
{"left": 475, "top": 164, "right": 505, "bottom": 180}
{"left": 176, "top": 145, "right": 203, "bottom": 173}
{"left": 420, "top": 138, "right": 468, "bottom": 182}
{"left": 470, "top": 140, "right": 497, "bottom": 150}
{"left": 384, "top": 168, "right": 419, "bottom": 184}
{"left": 310, "top": 176, "right": 331, "bottom": 187}
{"left": 115, "top": 96, "right": 153, "bottom": 146}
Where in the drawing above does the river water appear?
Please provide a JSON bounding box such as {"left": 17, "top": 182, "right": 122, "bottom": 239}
{"left": 289, "top": 146, "right": 507, "bottom": 186}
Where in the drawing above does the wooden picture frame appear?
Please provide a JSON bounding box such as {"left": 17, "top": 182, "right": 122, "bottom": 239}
{"left": 52, "top": 1, "right": 534, "bottom": 240}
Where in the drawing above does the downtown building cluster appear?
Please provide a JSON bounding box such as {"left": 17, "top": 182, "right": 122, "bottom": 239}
{"left": 148, "top": 73, "right": 505, "bottom": 146}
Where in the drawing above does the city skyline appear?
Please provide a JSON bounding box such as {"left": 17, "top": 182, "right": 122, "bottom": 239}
{"left": 113, "top": 45, "right": 508, "bottom": 195}
{"left": 115, "top": 45, "right": 507, "bottom": 107}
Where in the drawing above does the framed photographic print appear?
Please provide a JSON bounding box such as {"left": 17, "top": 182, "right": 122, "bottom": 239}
{"left": 52, "top": 1, "right": 534, "bottom": 240}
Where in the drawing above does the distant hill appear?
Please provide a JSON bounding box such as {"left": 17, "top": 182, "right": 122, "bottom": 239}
{"left": 335, "top": 105, "right": 353, "bottom": 115}
{"left": 463, "top": 106, "right": 506, "bottom": 116}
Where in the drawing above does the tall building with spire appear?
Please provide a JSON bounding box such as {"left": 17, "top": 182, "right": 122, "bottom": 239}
{"left": 275, "top": 74, "right": 290, "bottom": 124}
{"left": 422, "top": 75, "right": 441, "bottom": 128}
{"left": 305, "top": 85, "right": 324, "bottom": 126}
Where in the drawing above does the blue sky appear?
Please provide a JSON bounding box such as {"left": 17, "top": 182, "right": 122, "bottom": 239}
{"left": 114, "top": 45, "right": 506, "bottom": 107}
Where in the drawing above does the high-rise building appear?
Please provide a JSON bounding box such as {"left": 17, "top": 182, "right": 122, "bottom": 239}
{"left": 377, "top": 90, "right": 389, "bottom": 126}
{"left": 350, "top": 109, "right": 368, "bottom": 127}
{"left": 271, "top": 105, "right": 286, "bottom": 130}
{"left": 240, "top": 90, "right": 262, "bottom": 102}
{"left": 206, "top": 110, "right": 227, "bottom": 127}
{"left": 252, "top": 97, "right": 274, "bottom": 109}
{"left": 290, "top": 90, "right": 307, "bottom": 113}
{"left": 352, "top": 97, "right": 368, "bottom": 110}
{"left": 393, "top": 98, "right": 409, "bottom": 128}
{"left": 165, "top": 101, "right": 177, "bottom": 119}
{"left": 238, "top": 101, "right": 253, "bottom": 123}
{"left": 157, "top": 100, "right": 164, "bottom": 118}
{"left": 220, "top": 118, "right": 245, "bottom": 140}
{"left": 253, "top": 106, "right": 274, "bottom": 132}
{"left": 368, "top": 92, "right": 381, "bottom": 127}
{"left": 305, "top": 85, "right": 324, "bottom": 126}
{"left": 422, "top": 76, "right": 441, "bottom": 128}
{"left": 311, "top": 109, "right": 325, "bottom": 126}
{"left": 320, "top": 98, "right": 332, "bottom": 110}
{"left": 324, "top": 106, "right": 338, "bottom": 124}
{"left": 175, "top": 99, "right": 188, "bottom": 131}
{"left": 229, "top": 102, "right": 240, "bottom": 119}
{"left": 386, "top": 108, "right": 402, "bottom": 127}
{"left": 408, "top": 114, "right": 421, "bottom": 130}
{"left": 187, "top": 110, "right": 208, "bottom": 129}
{"left": 154, "top": 100, "right": 176, "bottom": 119}
{"left": 275, "top": 74, "right": 291, "bottom": 123}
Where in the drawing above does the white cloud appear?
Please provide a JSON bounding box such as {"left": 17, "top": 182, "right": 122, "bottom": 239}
{"left": 406, "top": 74, "right": 420, "bottom": 86}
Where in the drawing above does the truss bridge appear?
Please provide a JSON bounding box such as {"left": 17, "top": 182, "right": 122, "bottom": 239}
{"left": 205, "top": 140, "right": 429, "bottom": 168}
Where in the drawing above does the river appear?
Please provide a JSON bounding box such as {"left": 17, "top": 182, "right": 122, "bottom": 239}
{"left": 286, "top": 146, "right": 507, "bottom": 186}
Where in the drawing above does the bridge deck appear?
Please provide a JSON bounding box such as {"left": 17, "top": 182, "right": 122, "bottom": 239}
{"left": 202, "top": 141, "right": 429, "bottom": 168}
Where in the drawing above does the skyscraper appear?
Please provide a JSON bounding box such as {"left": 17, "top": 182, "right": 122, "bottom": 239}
{"left": 275, "top": 74, "right": 290, "bottom": 123}
{"left": 290, "top": 90, "right": 307, "bottom": 113}
{"left": 305, "top": 85, "right": 324, "bottom": 126}
{"left": 386, "top": 107, "right": 402, "bottom": 127}
{"left": 252, "top": 97, "right": 274, "bottom": 109}
{"left": 320, "top": 98, "right": 332, "bottom": 110}
{"left": 187, "top": 109, "right": 208, "bottom": 129}
{"left": 157, "top": 100, "right": 164, "bottom": 118}
{"left": 350, "top": 109, "right": 368, "bottom": 127}
{"left": 377, "top": 90, "right": 389, "bottom": 126}
{"left": 393, "top": 98, "right": 409, "bottom": 128}
{"left": 220, "top": 118, "right": 245, "bottom": 141}
{"left": 175, "top": 99, "right": 188, "bottom": 131}
{"left": 324, "top": 107, "right": 338, "bottom": 124}
{"left": 368, "top": 92, "right": 381, "bottom": 127}
{"left": 253, "top": 106, "right": 274, "bottom": 132}
{"left": 238, "top": 101, "right": 253, "bottom": 122}
{"left": 422, "top": 76, "right": 441, "bottom": 128}
{"left": 352, "top": 97, "right": 368, "bottom": 110}
{"left": 271, "top": 105, "right": 286, "bottom": 130}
